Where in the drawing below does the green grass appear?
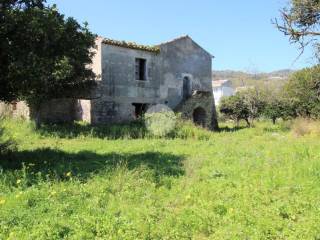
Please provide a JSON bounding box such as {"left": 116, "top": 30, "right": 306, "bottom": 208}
{"left": 1, "top": 119, "right": 320, "bottom": 239}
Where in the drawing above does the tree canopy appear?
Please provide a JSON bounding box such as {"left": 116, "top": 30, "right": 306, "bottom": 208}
{"left": 275, "top": 0, "right": 320, "bottom": 58}
{"left": 219, "top": 93, "right": 251, "bottom": 126}
{"left": 284, "top": 65, "right": 320, "bottom": 118}
{"left": 0, "top": 0, "right": 96, "bottom": 107}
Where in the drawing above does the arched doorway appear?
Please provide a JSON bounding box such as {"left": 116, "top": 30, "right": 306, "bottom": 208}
{"left": 183, "top": 76, "right": 191, "bottom": 100}
{"left": 193, "top": 107, "right": 207, "bottom": 127}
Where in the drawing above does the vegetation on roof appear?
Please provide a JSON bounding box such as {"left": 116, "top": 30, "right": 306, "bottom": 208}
{"left": 102, "top": 38, "right": 160, "bottom": 53}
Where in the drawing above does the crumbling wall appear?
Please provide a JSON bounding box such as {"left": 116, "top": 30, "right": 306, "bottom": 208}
{"left": 33, "top": 99, "right": 77, "bottom": 123}
{"left": 0, "top": 101, "right": 30, "bottom": 119}
{"left": 177, "top": 92, "right": 219, "bottom": 130}
{"left": 0, "top": 102, "right": 11, "bottom": 117}
{"left": 75, "top": 100, "right": 92, "bottom": 123}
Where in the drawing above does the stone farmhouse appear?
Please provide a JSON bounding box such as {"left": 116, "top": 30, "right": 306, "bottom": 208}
{"left": 0, "top": 35, "right": 218, "bottom": 130}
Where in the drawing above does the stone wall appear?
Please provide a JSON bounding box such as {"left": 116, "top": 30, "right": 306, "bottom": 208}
{"left": 177, "top": 91, "right": 218, "bottom": 130}
{"left": 159, "top": 36, "right": 213, "bottom": 109}
{"left": 0, "top": 99, "right": 87, "bottom": 124}
{"left": 0, "top": 101, "right": 29, "bottom": 119}
{"left": 0, "top": 102, "right": 11, "bottom": 117}
{"left": 33, "top": 99, "right": 77, "bottom": 123}
{"left": 75, "top": 100, "right": 91, "bottom": 123}
{"left": 90, "top": 43, "right": 162, "bottom": 124}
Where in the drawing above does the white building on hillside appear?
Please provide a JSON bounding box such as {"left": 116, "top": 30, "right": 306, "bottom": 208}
{"left": 212, "top": 79, "right": 234, "bottom": 105}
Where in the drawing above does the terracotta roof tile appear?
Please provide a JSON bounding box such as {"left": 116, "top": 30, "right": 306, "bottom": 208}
{"left": 102, "top": 38, "right": 160, "bottom": 53}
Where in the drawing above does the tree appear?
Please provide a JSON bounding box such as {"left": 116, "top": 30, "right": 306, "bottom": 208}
{"left": 242, "top": 88, "right": 266, "bottom": 125}
{"left": 274, "top": 0, "right": 320, "bottom": 58}
{"left": 0, "top": 0, "right": 96, "bottom": 125}
{"left": 219, "top": 94, "right": 251, "bottom": 127}
{"left": 263, "top": 96, "right": 295, "bottom": 124}
{"left": 258, "top": 85, "right": 294, "bottom": 124}
{"left": 220, "top": 88, "right": 267, "bottom": 127}
{"left": 283, "top": 65, "right": 320, "bottom": 118}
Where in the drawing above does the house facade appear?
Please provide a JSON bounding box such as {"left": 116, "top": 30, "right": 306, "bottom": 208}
{"left": 1, "top": 36, "right": 219, "bottom": 130}
{"left": 212, "top": 79, "right": 234, "bottom": 105}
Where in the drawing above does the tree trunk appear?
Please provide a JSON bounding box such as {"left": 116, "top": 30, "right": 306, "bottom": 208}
{"left": 245, "top": 118, "right": 251, "bottom": 127}
{"left": 29, "top": 102, "right": 42, "bottom": 129}
{"left": 272, "top": 118, "right": 276, "bottom": 125}
{"left": 235, "top": 119, "right": 240, "bottom": 127}
{"left": 34, "top": 109, "right": 41, "bottom": 129}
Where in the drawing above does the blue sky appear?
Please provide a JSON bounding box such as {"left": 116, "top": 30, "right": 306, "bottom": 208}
{"left": 48, "top": 0, "right": 315, "bottom": 72}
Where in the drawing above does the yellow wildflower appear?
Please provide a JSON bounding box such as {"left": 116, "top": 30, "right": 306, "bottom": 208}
{"left": 50, "top": 191, "right": 57, "bottom": 196}
{"left": 16, "top": 179, "right": 21, "bottom": 184}
{"left": 0, "top": 199, "right": 6, "bottom": 205}
{"left": 15, "top": 191, "right": 23, "bottom": 198}
{"left": 65, "top": 172, "right": 72, "bottom": 177}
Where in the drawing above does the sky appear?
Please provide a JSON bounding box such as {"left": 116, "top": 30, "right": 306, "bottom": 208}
{"left": 47, "top": 0, "right": 315, "bottom": 72}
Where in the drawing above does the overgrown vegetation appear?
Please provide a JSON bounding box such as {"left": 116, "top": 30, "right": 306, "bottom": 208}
{"left": 284, "top": 65, "right": 320, "bottom": 118}
{"left": 219, "top": 65, "right": 320, "bottom": 126}
{"left": 0, "top": 119, "right": 320, "bottom": 239}
{"left": 291, "top": 118, "right": 320, "bottom": 137}
{"left": 0, "top": 0, "right": 96, "bottom": 126}
{"left": 0, "top": 119, "right": 16, "bottom": 155}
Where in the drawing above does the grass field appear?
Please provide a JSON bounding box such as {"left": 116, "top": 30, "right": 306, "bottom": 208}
{"left": 0, "top": 119, "right": 320, "bottom": 239}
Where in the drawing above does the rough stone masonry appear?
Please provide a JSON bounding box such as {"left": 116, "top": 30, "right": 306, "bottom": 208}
{"left": 0, "top": 35, "right": 219, "bottom": 130}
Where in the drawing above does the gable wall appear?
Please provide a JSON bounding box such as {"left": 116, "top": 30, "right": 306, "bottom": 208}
{"left": 159, "top": 37, "right": 213, "bottom": 109}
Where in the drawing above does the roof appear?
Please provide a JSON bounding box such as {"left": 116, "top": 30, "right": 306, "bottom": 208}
{"left": 160, "top": 35, "right": 214, "bottom": 58}
{"left": 212, "top": 79, "right": 231, "bottom": 88}
{"left": 158, "top": 35, "right": 189, "bottom": 46}
{"left": 101, "top": 35, "right": 213, "bottom": 56}
{"left": 102, "top": 38, "right": 160, "bottom": 53}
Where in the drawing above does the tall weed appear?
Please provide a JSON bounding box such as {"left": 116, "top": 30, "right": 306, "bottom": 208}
{"left": 291, "top": 118, "right": 320, "bottom": 137}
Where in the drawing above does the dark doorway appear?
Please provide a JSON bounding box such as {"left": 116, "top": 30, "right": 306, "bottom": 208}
{"left": 132, "top": 103, "right": 148, "bottom": 118}
{"left": 193, "top": 107, "right": 207, "bottom": 127}
{"left": 183, "top": 76, "right": 191, "bottom": 100}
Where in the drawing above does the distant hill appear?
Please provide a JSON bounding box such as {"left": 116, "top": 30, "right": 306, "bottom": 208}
{"left": 212, "top": 69, "right": 295, "bottom": 89}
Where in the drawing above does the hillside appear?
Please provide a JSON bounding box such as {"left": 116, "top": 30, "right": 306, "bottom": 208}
{"left": 212, "top": 69, "right": 295, "bottom": 89}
